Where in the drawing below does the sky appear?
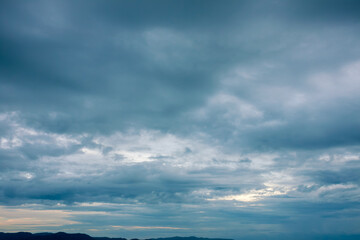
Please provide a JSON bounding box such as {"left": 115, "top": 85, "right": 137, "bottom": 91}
{"left": 1, "top": 0, "right": 360, "bottom": 239}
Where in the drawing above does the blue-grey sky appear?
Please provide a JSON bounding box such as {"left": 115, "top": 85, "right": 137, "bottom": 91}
{"left": 1, "top": 1, "right": 360, "bottom": 239}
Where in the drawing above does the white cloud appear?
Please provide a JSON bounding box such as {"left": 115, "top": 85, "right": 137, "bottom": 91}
{"left": 0, "top": 112, "right": 81, "bottom": 150}
{"left": 310, "top": 60, "right": 360, "bottom": 97}
{"left": 208, "top": 183, "right": 292, "bottom": 202}
{"left": 191, "top": 92, "right": 264, "bottom": 128}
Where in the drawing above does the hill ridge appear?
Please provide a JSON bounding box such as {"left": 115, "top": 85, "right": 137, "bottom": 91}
{"left": 0, "top": 232, "right": 233, "bottom": 240}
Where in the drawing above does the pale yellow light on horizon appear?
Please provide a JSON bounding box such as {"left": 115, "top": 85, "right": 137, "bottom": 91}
{"left": 0, "top": 205, "right": 112, "bottom": 232}
{"left": 207, "top": 183, "right": 291, "bottom": 202}
{"left": 0, "top": 206, "right": 79, "bottom": 231}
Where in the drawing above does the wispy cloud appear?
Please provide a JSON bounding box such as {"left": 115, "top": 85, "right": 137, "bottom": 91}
{"left": 111, "top": 226, "right": 188, "bottom": 230}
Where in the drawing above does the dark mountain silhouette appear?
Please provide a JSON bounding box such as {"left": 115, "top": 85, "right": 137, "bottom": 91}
{"left": 0, "top": 232, "right": 232, "bottom": 240}
{"left": 94, "top": 237, "right": 127, "bottom": 240}
{"left": 145, "top": 237, "right": 232, "bottom": 240}
{"left": 0, "top": 232, "right": 95, "bottom": 240}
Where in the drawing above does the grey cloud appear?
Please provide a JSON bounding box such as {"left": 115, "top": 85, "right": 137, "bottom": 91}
{"left": 1, "top": 0, "right": 360, "bottom": 239}
{"left": 1, "top": 0, "right": 359, "bottom": 149}
{"left": 312, "top": 168, "right": 360, "bottom": 185}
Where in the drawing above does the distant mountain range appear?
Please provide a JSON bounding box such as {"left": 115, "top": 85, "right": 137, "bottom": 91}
{"left": 0, "top": 232, "right": 233, "bottom": 240}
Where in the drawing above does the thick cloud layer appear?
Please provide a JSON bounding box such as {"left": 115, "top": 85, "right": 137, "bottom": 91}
{"left": 1, "top": 1, "right": 360, "bottom": 239}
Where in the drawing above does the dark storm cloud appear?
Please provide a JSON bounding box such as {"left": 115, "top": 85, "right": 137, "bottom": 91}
{"left": 0, "top": 0, "right": 241, "bottom": 133}
{"left": 289, "top": 0, "right": 360, "bottom": 23}
{"left": 1, "top": 0, "right": 359, "bottom": 150}
{"left": 0, "top": 162, "right": 199, "bottom": 204}
{"left": 310, "top": 168, "right": 360, "bottom": 185}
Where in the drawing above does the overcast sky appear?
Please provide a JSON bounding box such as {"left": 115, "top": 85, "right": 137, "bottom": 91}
{"left": 1, "top": 1, "right": 360, "bottom": 239}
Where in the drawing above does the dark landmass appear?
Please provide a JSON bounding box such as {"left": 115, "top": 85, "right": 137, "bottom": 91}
{"left": 145, "top": 237, "right": 232, "bottom": 240}
{"left": 0, "top": 232, "right": 232, "bottom": 240}
{"left": 0, "top": 232, "right": 96, "bottom": 240}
